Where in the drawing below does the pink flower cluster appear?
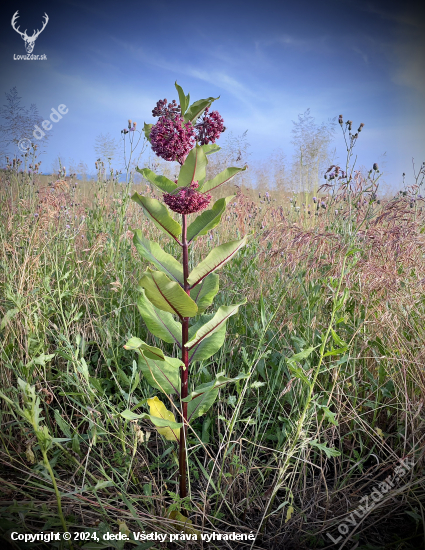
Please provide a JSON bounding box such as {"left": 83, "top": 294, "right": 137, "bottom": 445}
{"left": 150, "top": 115, "right": 196, "bottom": 164}
{"left": 195, "top": 107, "right": 226, "bottom": 145}
{"left": 150, "top": 98, "right": 225, "bottom": 164}
{"left": 163, "top": 181, "right": 211, "bottom": 214}
{"left": 152, "top": 99, "right": 180, "bottom": 120}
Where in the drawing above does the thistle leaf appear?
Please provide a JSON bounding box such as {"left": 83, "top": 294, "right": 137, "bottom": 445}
{"left": 139, "top": 269, "right": 198, "bottom": 318}
{"left": 185, "top": 301, "right": 246, "bottom": 349}
{"left": 136, "top": 168, "right": 177, "bottom": 194}
{"left": 187, "top": 196, "right": 235, "bottom": 243}
{"left": 187, "top": 236, "right": 247, "bottom": 288}
{"left": 136, "top": 290, "right": 182, "bottom": 346}
{"left": 177, "top": 144, "right": 208, "bottom": 188}
{"left": 147, "top": 396, "right": 181, "bottom": 442}
{"left": 133, "top": 230, "right": 183, "bottom": 284}
{"left": 199, "top": 166, "right": 247, "bottom": 194}
{"left": 131, "top": 194, "right": 182, "bottom": 242}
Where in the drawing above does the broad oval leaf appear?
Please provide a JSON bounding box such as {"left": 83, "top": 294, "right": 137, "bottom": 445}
{"left": 187, "top": 196, "right": 235, "bottom": 243}
{"left": 184, "top": 372, "right": 249, "bottom": 420}
{"left": 123, "top": 336, "right": 144, "bottom": 350}
{"left": 188, "top": 388, "right": 219, "bottom": 421}
{"left": 187, "top": 236, "right": 247, "bottom": 288}
{"left": 184, "top": 96, "right": 219, "bottom": 124}
{"left": 136, "top": 168, "right": 177, "bottom": 194}
{"left": 147, "top": 396, "right": 181, "bottom": 442}
{"left": 136, "top": 290, "right": 182, "bottom": 346}
{"left": 185, "top": 301, "right": 246, "bottom": 349}
{"left": 202, "top": 143, "right": 220, "bottom": 156}
{"left": 131, "top": 194, "right": 181, "bottom": 242}
{"left": 140, "top": 269, "right": 198, "bottom": 318}
{"left": 189, "top": 322, "right": 226, "bottom": 363}
{"left": 177, "top": 144, "right": 208, "bottom": 188}
{"left": 199, "top": 166, "right": 247, "bottom": 194}
{"left": 190, "top": 273, "right": 219, "bottom": 314}
{"left": 133, "top": 230, "right": 183, "bottom": 284}
{"left": 138, "top": 350, "right": 181, "bottom": 395}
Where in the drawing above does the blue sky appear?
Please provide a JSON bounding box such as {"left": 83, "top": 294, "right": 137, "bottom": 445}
{"left": 1, "top": 0, "right": 424, "bottom": 190}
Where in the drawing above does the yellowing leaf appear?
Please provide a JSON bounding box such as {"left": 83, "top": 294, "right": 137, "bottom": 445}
{"left": 285, "top": 505, "right": 294, "bottom": 523}
{"left": 376, "top": 427, "right": 384, "bottom": 439}
{"left": 168, "top": 510, "right": 201, "bottom": 536}
{"left": 147, "top": 396, "right": 180, "bottom": 442}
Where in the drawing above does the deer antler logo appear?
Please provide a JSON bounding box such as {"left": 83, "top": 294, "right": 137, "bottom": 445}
{"left": 11, "top": 11, "right": 49, "bottom": 54}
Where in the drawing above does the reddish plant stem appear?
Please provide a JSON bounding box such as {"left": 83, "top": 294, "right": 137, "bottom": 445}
{"left": 179, "top": 214, "right": 190, "bottom": 498}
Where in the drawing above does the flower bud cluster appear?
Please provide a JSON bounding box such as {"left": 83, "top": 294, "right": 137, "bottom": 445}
{"left": 152, "top": 99, "right": 180, "bottom": 120}
{"left": 163, "top": 181, "right": 211, "bottom": 214}
{"left": 195, "top": 107, "right": 226, "bottom": 145}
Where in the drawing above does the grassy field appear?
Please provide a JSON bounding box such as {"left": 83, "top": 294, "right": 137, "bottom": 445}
{"left": 1, "top": 149, "right": 425, "bottom": 550}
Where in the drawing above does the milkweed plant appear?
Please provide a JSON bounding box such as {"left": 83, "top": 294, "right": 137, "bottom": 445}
{"left": 123, "top": 82, "right": 248, "bottom": 498}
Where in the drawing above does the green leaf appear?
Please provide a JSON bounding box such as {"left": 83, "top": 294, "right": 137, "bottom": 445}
{"left": 175, "top": 81, "right": 189, "bottom": 115}
{"left": 135, "top": 168, "right": 177, "bottom": 194}
{"left": 183, "top": 372, "right": 249, "bottom": 420}
{"left": 54, "top": 410, "right": 72, "bottom": 438}
{"left": 330, "top": 328, "right": 347, "bottom": 348}
{"left": 184, "top": 96, "right": 219, "bottom": 124}
{"left": 131, "top": 194, "right": 181, "bottom": 242}
{"left": 202, "top": 143, "right": 221, "bottom": 156}
{"left": 120, "top": 409, "right": 144, "bottom": 421}
{"left": 310, "top": 440, "right": 341, "bottom": 458}
{"left": 138, "top": 342, "right": 166, "bottom": 361}
{"left": 143, "top": 123, "right": 153, "bottom": 142}
{"left": 187, "top": 236, "right": 247, "bottom": 287}
{"left": 1, "top": 308, "right": 19, "bottom": 330}
{"left": 133, "top": 230, "right": 183, "bottom": 284}
{"left": 322, "top": 407, "right": 338, "bottom": 426}
{"left": 200, "top": 166, "right": 247, "bottom": 194}
{"left": 177, "top": 144, "right": 208, "bottom": 188}
{"left": 185, "top": 301, "right": 246, "bottom": 349}
{"left": 187, "top": 196, "right": 235, "bottom": 243}
{"left": 190, "top": 273, "right": 219, "bottom": 314}
{"left": 323, "top": 346, "right": 349, "bottom": 357}
{"left": 136, "top": 290, "right": 182, "bottom": 346}
{"left": 123, "top": 336, "right": 144, "bottom": 350}
{"left": 288, "top": 364, "right": 310, "bottom": 386}
{"left": 139, "top": 269, "right": 198, "bottom": 318}
{"left": 138, "top": 350, "right": 181, "bottom": 395}
{"left": 287, "top": 346, "right": 317, "bottom": 364}
{"left": 188, "top": 388, "right": 219, "bottom": 421}
{"left": 188, "top": 316, "right": 226, "bottom": 363}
